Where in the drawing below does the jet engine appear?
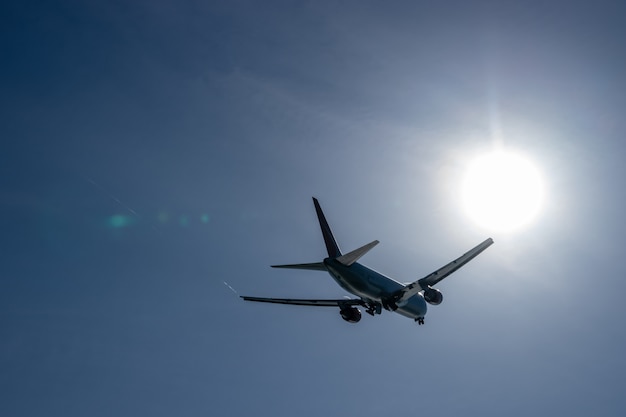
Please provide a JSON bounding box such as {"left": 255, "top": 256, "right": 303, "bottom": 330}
{"left": 340, "top": 306, "right": 362, "bottom": 323}
{"left": 423, "top": 287, "right": 443, "bottom": 305}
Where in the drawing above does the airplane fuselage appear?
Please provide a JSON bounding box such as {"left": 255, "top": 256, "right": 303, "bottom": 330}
{"left": 324, "top": 259, "right": 428, "bottom": 320}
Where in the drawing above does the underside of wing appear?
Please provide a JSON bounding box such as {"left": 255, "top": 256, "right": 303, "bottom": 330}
{"left": 270, "top": 262, "right": 327, "bottom": 271}
{"left": 395, "top": 238, "right": 494, "bottom": 303}
{"left": 240, "top": 296, "right": 365, "bottom": 307}
{"left": 418, "top": 238, "right": 494, "bottom": 288}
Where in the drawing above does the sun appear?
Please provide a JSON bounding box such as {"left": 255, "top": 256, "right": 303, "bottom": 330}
{"left": 462, "top": 150, "right": 544, "bottom": 232}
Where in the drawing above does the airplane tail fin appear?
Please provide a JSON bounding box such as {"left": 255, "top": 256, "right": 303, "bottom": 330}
{"left": 313, "top": 197, "right": 342, "bottom": 258}
{"left": 271, "top": 199, "right": 376, "bottom": 270}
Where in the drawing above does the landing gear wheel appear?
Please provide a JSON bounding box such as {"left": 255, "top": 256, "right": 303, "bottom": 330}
{"left": 365, "top": 302, "right": 382, "bottom": 316}
{"left": 415, "top": 318, "right": 425, "bottom": 325}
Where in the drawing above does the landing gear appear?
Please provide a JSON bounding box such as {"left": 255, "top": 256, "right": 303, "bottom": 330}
{"left": 365, "top": 302, "right": 382, "bottom": 316}
{"left": 381, "top": 298, "right": 398, "bottom": 311}
{"left": 415, "top": 317, "right": 425, "bottom": 325}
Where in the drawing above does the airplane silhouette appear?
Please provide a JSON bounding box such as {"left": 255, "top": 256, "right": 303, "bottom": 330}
{"left": 242, "top": 198, "right": 493, "bottom": 325}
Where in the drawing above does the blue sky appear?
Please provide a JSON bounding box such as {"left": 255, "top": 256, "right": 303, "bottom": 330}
{"left": 2, "top": 1, "right": 626, "bottom": 416}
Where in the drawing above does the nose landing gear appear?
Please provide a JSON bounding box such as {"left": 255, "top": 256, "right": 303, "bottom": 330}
{"left": 415, "top": 317, "right": 425, "bottom": 325}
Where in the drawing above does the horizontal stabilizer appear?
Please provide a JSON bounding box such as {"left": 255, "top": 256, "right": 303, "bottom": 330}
{"left": 271, "top": 262, "right": 327, "bottom": 271}
{"left": 336, "top": 240, "right": 379, "bottom": 266}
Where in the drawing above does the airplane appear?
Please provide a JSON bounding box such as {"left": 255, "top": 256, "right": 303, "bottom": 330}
{"left": 241, "top": 198, "right": 493, "bottom": 325}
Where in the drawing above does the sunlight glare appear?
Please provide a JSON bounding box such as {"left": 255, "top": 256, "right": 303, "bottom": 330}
{"left": 462, "top": 151, "right": 544, "bottom": 232}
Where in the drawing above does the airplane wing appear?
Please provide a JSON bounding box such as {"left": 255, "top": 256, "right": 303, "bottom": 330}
{"left": 270, "top": 262, "right": 327, "bottom": 271}
{"left": 240, "top": 296, "right": 365, "bottom": 307}
{"left": 395, "top": 238, "right": 494, "bottom": 303}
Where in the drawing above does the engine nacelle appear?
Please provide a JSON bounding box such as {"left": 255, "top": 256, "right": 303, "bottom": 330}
{"left": 423, "top": 287, "right": 443, "bottom": 305}
{"left": 340, "top": 306, "right": 362, "bottom": 323}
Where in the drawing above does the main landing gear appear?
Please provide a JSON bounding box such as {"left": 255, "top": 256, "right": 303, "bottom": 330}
{"left": 415, "top": 317, "right": 425, "bottom": 325}
{"left": 365, "top": 302, "right": 382, "bottom": 316}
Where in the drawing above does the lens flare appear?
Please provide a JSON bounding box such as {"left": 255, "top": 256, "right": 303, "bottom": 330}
{"left": 108, "top": 214, "right": 135, "bottom": 228}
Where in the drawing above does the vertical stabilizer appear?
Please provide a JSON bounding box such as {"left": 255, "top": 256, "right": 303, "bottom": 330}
{"left": 313, "top": 198, "right": 342, "bottom": 258}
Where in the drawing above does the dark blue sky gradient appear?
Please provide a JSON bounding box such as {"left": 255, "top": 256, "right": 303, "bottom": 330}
{"left": 2, "top": 1, "right": 626, "bottom": 416}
